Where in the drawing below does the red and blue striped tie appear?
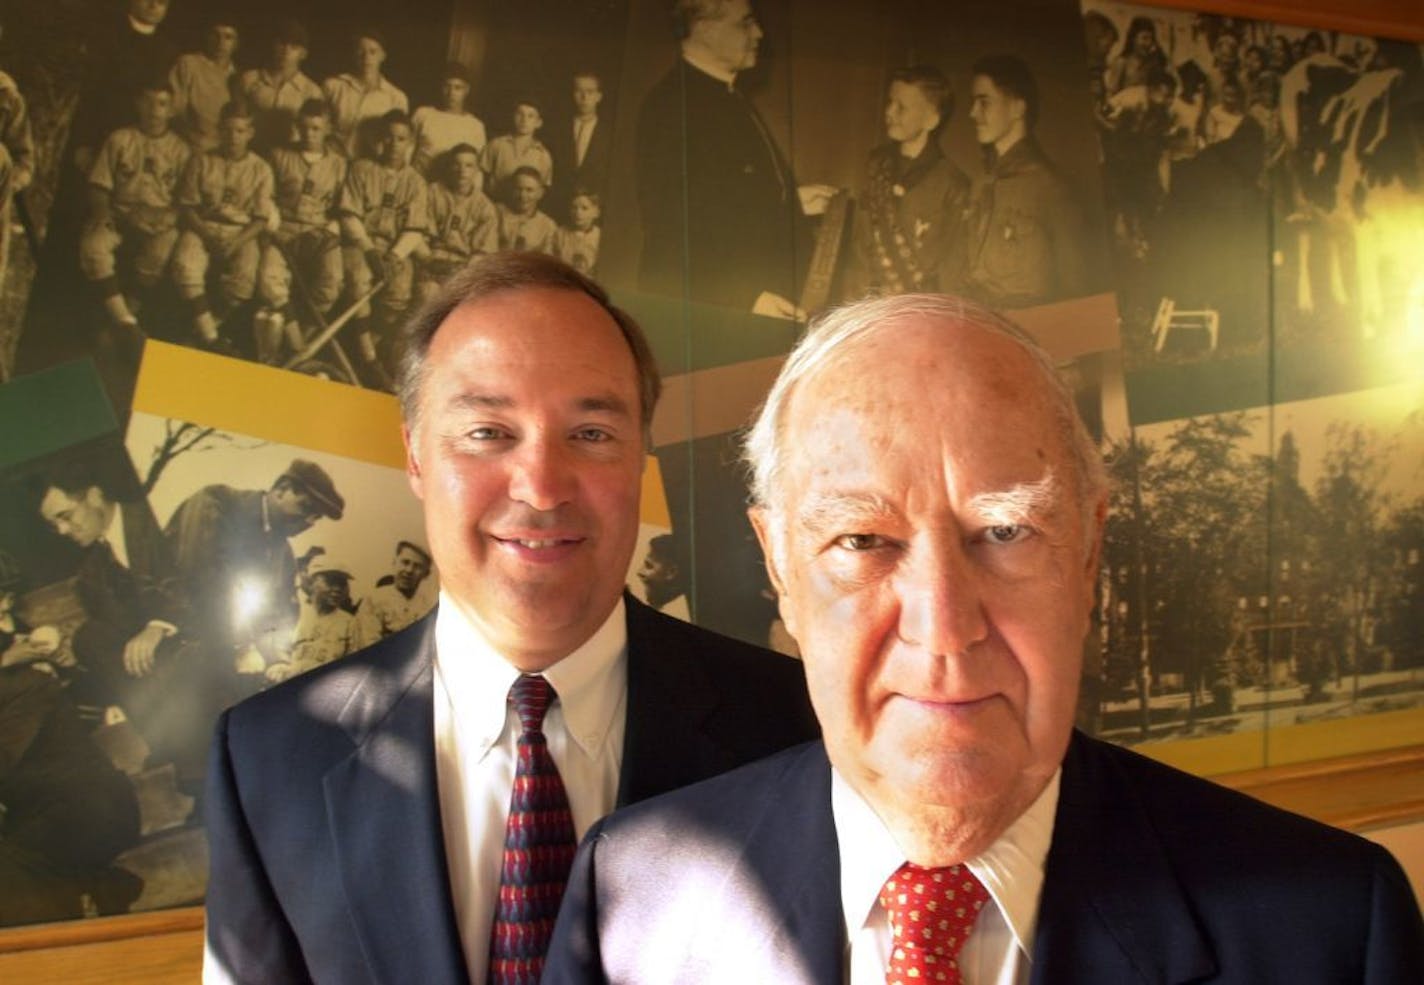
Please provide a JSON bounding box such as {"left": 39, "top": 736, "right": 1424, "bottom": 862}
{"left": 488, "top": 674, "right": 577, "bottom": 985}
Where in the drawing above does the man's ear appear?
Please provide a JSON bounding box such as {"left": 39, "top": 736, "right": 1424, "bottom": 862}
{"left": 1082, "top": 493, "right": 1109, "bottom": 612}
{"left": 748, "top": 507, "right": 785, "bottom": 596}
{"left": 403, "top": 425, "right": 423, "bottom": 498}
{"left": 749, "top": 506, "right": 799, "bottom": 640}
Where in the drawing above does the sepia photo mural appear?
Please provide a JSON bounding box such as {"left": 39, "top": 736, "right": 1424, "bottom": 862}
{"left": 0, "top": 0, "right": 1418, "bottom": 930}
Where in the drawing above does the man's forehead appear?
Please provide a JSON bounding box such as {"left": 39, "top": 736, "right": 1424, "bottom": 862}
{"left": 796, "top": 317, "right": 1045, "bottom": 406}
{"left": 780, "top": 323, "right": 1069, "bottom": 483}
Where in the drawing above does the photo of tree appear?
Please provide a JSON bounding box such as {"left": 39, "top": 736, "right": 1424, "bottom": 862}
{"left": 1096, "top": 383, "right": 1423, "bottom": 749}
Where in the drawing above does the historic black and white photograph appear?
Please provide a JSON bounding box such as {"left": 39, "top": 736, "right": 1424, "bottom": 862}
{"left": 1094, "top": 382, "right": 1424, "bottom": 746}
{"left": 1083, "top": 1, "right": 1423, "bottom": 416}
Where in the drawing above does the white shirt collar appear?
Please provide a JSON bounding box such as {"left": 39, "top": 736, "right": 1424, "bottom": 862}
{"left": 833, "top": 765, "right": 1060, "bottom": 960}
{"left": 432, "top": 591, "right": 627, "bottom": 761}
{"left": 102, "top": 501, "right": 130, "bottom": 570}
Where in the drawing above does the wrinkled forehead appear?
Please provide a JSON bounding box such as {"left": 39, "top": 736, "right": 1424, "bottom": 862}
{"left": 782, "top": 321, "right": 1068, "bottom": 471}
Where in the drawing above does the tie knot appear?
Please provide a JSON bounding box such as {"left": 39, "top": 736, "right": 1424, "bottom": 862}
{"left": 508, "top": 674, "right": 556, "bottom": 734}
{"left": 879, "top": 861, "right": 988, "bottom": 973}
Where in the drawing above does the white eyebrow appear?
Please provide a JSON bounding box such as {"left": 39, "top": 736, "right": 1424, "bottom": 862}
{"left": 965, "top": 469, "right": 1060, "bottom": 526}
{"left": 795, "top": 491, "right": 898, "bottom": 533}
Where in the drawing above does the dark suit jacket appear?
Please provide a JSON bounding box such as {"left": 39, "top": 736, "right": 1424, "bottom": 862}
{"left": 635, "top": 58, "right": 804, "bottom": 309}
{"left": 203, "top": 596, "right": 818, "bottom": 984}
{"left": 546, "top": 114, "right": 612, "bottom": 219}
{"left": 546, "top": 734, "right": 1424, "bottom": 984}
{"left": 72, "top": 500, "right": 185, "bottom": 668}
{"left": 165, "top": 485, "right": 298, "bottom": 653}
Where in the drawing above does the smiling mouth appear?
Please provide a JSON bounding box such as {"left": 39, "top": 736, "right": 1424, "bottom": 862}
{"left": 495, "top": 536, "right": 581, "bottom": 549}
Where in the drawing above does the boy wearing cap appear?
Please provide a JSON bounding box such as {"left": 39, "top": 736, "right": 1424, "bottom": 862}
{"left": 410, "top": 62, "right": 487, "bottom": 177}
{"left": 267, "top": 557, "right": 358, "bottom": 683}
{"left": 165, "top": 459, "right": 344, "bottom": 685}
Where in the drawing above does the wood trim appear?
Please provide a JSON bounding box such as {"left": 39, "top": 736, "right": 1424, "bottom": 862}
{"left": 3, "top": 746, "right": 1421, "bottom": 959}
{"left": 1215, "top": 745, "right": 1424, "bottom": 831}
{"left": 0, "top": 909, "right": 201, "bottom": 955}
{"left": 1137, "top": 0, "right": 1424, "bottom": 42}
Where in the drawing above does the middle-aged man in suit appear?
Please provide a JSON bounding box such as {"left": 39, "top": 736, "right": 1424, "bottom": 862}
{"left": 545, "top": 293, "right": 1424, "bottom": 984}
{"left": 202, "top": 252, "right": 818, "bottom": 984}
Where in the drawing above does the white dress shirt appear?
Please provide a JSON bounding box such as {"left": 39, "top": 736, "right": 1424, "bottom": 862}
{"left": 434, "top": 592, "right": 628, "bottom": 983}
{"left": 834, "top": 767, "right": 1060, "bottom": 985}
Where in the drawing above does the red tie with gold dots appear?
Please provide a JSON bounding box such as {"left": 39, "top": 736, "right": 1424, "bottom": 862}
{"left": 488, "top": 674, "right": 577, "bottom": 985}
{"left": 879, "top": 861, "right": 990, "bottom": 985}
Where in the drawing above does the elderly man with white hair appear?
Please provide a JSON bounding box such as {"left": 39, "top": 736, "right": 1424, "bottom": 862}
{"left": 544, "top": 293, "right": 1423, "bottom": 984}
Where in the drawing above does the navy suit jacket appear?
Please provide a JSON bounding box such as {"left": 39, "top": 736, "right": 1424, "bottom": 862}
{"left": 202, "top": 597, "right": 818, "bottom": 984}
{"left": 546, "top": 734, "right": 1424, "bottom": 984}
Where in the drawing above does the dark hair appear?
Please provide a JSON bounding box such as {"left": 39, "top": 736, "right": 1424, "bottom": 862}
{"left": 890, "top": 65, "right": 954, "bottom": 131}
{"left": 219, "top": 98, "right": 254, "bottom": 123}
{"left": 395, "top": 540, "right": 432, "bottom": 565}
{"left": 42, "top": 459, "right": 104, "bottom": 499}
{"left": 569, "top": 187, "right": 601, "bottom": 209}
{"left": 354, "top": 27, "right": 387, "bottom": 51}
{"left": 647, "top": 533, "right": 682, "bottom": 569}
{"left": 970, "top": 54, "right": 1039, "bottom": 130}
{"left": 1145, "top": 65, "right": 1177, "bottom": 93}
{"left": 1117, "top": 16, "right": 1159, "bottom": 60}
{"left": 381, "top": 109, "right": 412, "bottom": 133}
{"left": 510, "top": 164, "right": 545, "bottom": 188}
{"left": 137, "top": 74, "right": 175, "bottom": 98}
{"left": 297, "top": 97, "right": 330, "bottom": 121}
{"left": 396, "top": 252, "right": 662, "bottom": 443}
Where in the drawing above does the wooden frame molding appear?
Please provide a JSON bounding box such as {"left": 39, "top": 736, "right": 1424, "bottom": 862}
{"left": 2, "top": 745, "right": 1420, "bottom": 972}
{"left": 1140, "top": 0, "right": 1424, "bottom": 42}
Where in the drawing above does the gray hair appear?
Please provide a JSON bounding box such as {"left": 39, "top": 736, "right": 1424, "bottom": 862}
{"left": 742, "top": 293, "right": 1108, "bottom": 520}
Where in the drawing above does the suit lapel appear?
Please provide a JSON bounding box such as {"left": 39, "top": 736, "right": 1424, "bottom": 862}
{"left": 679, "top": 743, "right": 845, "bottom": 983}
{"left": 1031, "top": 733, "right": 1215, "bottom": 984}
{"left": 616, "top": 596, "right": 726, "bottom": 805}
{"left": 323, "top": 618, "right": 470, "bottom": 985}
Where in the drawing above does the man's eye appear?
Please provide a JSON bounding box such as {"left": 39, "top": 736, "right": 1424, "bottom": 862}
{"left": 834, "top": 533, "right": 883, "bottom": 551}
{"left": 467, "top": 426, "right": 508, "bottom": 440}
{"left": 574, "top": 428, "right": 612, "bottom": 442}
{"left": 984, "top": 524, "right": 1029, "bottom": 545}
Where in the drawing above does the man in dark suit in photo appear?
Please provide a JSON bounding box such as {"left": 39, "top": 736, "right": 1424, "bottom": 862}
{"left": 546, "top": 72, "right": 613, "bottom": 223}
{"left": 636, "top": 0, "right": 833, "bottom": 317}
{"left": 37, "top": 459, "right": 210, "bottom": 783}
{"left": 202, "top": 252, "right": 818, "bottom": 984}
{"left": 545, "top": 293, "right": 1424, "bottom": 983}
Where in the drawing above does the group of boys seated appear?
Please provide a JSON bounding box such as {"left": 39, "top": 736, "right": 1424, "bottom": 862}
{"left": 78, "top": 20, "right": 603, "bottom": 390}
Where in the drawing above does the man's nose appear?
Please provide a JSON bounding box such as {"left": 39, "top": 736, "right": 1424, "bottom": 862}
{"left": 508, "top": 436, "right": 576, "bottom": 511}
{"left": 896, "top": 536, "right": 989, "bottom": 657}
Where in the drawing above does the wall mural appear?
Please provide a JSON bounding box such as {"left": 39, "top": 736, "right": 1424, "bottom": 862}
{"left": 0, "top": 0, "right": 1418, "bottom": 930}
